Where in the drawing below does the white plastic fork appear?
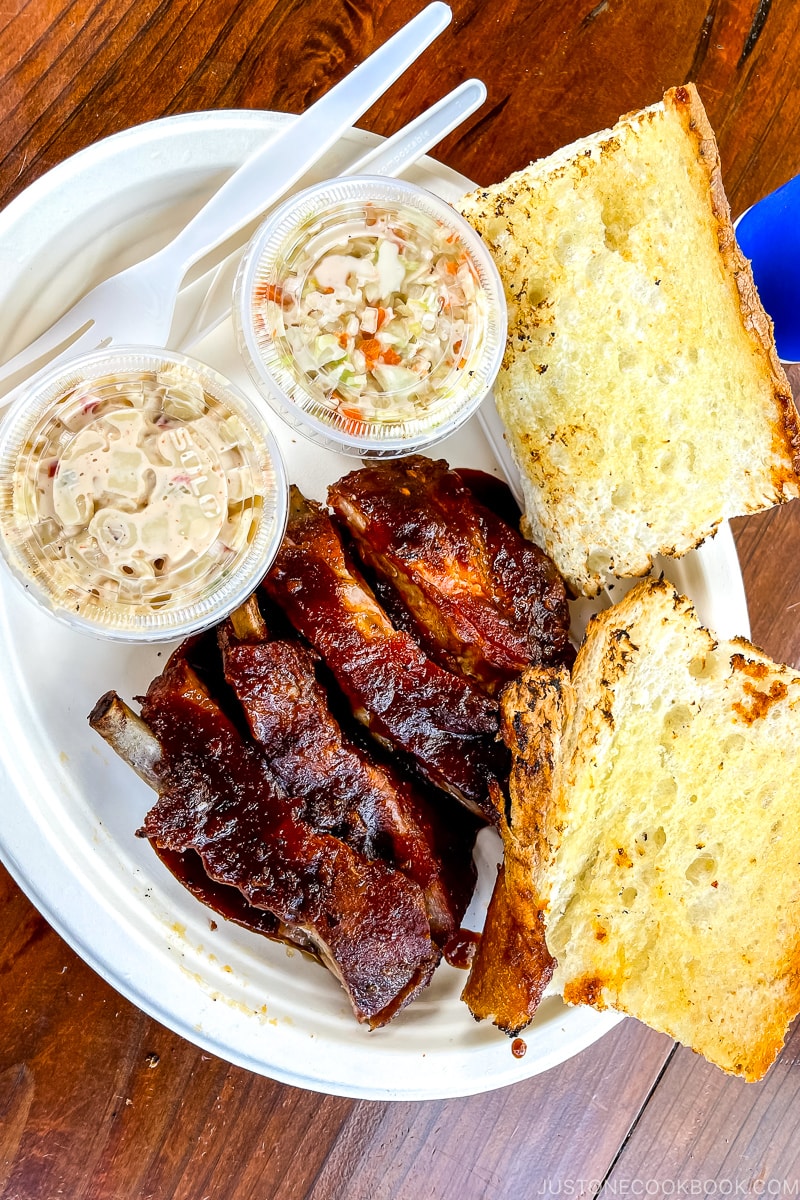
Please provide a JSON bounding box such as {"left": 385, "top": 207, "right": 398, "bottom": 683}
{"left": 171, "top": 78, "right": 487, "bottom": 352}
{"left": 0, "top": 2, "right": 450, "bottom": 395}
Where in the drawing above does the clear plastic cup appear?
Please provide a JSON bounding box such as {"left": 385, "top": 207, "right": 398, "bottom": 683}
{"left": 234, "top": 176, "right": 507, "bottom": 458}
{"left": 0, "top": 347, "right": 288, "bottom": 641}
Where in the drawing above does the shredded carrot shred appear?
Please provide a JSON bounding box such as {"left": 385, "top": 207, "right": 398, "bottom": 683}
{"left": 255, "top": 283, "right": 284, "bottom": 305}
{"left": 359, "top": 338, "right": 382, "bottom": 371}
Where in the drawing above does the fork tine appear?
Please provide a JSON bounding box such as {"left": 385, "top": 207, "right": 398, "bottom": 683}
{"left": 0, "top": 297, "right": 97, "bottom": 389}
{"left": 0, "top": 323, "right": 107, "bottom": 410}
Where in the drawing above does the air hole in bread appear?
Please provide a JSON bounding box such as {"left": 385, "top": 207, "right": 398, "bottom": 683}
{"left": 689, "top": 650, "right": 727, "bottom": 681}
{"left": 481, "top": 216, "right": 509, "bottom": 246}
{"left": 659, "top": 448, "right": 677, "bottom": 474}
{"left": 600, "top": 191, "right": 642, "bottom": 256}
{"left": 557, "top": 229, "right": 582, "bottom": 262}
{"left": 661, "top": 703, "right": 694, "bottom": 742}
{"left": 722, "top": 733, "right": 746, "bottom": 756}
{"left": 685, "top": 851, "right": 717, "bottom": 884}
{"left": 620, "top": 886, "right": 638, "bottom": 907}
{"left": 653, "top": 826, "right": 667, "bottom": 850}
{"left": 658, "top": 441, "right": 696, "bottom": 477}
{"left": 587, "top": 549, "right": 614, "bottom": 575}
{"left": 526, "top": 277, "right": 550, "bottom": 307}
{"left": 618, "top": 348, "right": 640, "bottom": 372}
{"left": 654, "top": 776, "right": 678, "bottom": 806}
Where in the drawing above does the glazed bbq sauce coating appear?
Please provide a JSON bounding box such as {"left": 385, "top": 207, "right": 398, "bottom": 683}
{"left": 327, "top": 456, "right": 573, "bottom": 698}
{"left": 263, "top": 488, "right": 505, "bottom": 823}
{"left": 219, "top": 611, "right": 479, "bottom": 948}
{"left": 140, "top": 645, "right": 440, "bottom": 1027}
{"left": 151, "top": 846, "right": 290, "bottom": 941}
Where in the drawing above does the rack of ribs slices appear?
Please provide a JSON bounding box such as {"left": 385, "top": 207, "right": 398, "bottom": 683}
{"left": 263, "top": 486, "right": 508, "bottom": 821}
{"left": 91, "top": 631, "right": 472, "bottom": 1028}
{"left": 327, "top": 456, "right": 573, "bottom": 696}
{"left": 90, "top": 454, "right": 573, "bottom": 1027}
{"left": 218, "top": 596, "right": 479, "bottom": 948}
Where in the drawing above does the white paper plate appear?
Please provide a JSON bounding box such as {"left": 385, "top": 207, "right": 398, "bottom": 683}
{"left": 0, "top": 111, "right": 750, "bottom": 1100}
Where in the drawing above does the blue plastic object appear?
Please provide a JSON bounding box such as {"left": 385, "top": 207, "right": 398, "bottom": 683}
{"left": 736, "top": 172, "right": 800, "bottom": 363}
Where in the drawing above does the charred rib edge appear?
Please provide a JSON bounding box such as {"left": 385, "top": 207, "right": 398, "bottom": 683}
{"left": 88, "top": 689, "right": 361, "bottom": 993}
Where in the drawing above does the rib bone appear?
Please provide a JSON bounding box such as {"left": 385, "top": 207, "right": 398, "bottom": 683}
{"left": 89, "top": 691, "right": 162, "bottom": 788}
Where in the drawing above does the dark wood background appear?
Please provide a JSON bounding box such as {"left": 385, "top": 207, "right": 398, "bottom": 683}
{"left": 2, "top": 1, "right": 800, "bottom": 1196}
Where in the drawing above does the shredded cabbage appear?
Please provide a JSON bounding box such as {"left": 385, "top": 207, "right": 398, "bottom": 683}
{"left": 257, "top": 203, "right": 486, "bottom": 427}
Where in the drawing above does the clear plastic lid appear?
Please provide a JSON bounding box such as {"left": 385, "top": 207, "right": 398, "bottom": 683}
{"left": 234, "top": 176, "right": 507, "bottom": 458}
{"left": 0, "top": 347, "right": 288, "bottom": 641}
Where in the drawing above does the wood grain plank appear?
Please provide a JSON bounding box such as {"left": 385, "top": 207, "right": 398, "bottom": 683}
{"left": 603, "top": 1021, "right": 800, "bottom": 1190}
{"left": 3, "top": 0, "right": 800, "bottom": 214}
{"left": 0, "top": 864, "right": 355, "bottom": 1200}
{"left": 731, "top": 506, "right": 800, "bottom": 670}
{"left": 2, "top": 0, "right": 800, "bottom": 1196}
{"left": 0, "top": 866, "right": 673, "bottom": 1200}
{"left": 303, "top": 1025, "right": 675, "bottom": 1200}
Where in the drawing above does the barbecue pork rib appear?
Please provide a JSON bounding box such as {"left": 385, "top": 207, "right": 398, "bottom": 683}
{"left": 328, "top": 456, "right": 573, "bottom": 697}
{"left": 263, "top": 488, "right": 506, "bottom": 822}
{"left": 88, "top": 690, "right": 295, "bottom": 944}
{"left": 219, "top": 599, "right": 479, "bottom": 947}
{"left": 117, "top": 643, "right": 442, "bottom": 1027}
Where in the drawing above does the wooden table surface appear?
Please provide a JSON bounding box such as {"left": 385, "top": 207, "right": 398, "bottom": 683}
{"left": 2, "top": 1, "right": 800, "bottom": 1196}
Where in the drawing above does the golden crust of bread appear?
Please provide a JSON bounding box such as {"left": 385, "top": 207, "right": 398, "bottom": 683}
{"left": 457, "top": 85, "right": 800, "bottom": 597}
{"left": 460, "top": 858, "right": 553, "bottom": 1035}
{"left": 686, "top": 84, "right": 800, "bottom": 495}
{"left": 522, "top": 578, "right": 800, "bottom": 1081}
{"left": 461, "top": 671, "right": 570, "bottom": 1033}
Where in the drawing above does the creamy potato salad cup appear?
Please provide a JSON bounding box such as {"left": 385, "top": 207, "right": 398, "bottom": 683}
{"left": 234, "top": 176, "right": 506, "bottom": 457}
{"left": 0, "top": 348, "right": 288, "bottom": 640}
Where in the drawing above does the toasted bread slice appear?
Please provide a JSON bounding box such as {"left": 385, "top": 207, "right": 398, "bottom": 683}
{"left": 460, "top": 678, "right": 568, "bottom": 1032}
{"left": 457, "top": 85, "right": 800, "bottom": 597}
{"left": 506, "top": 578, "right": 800, "bottom": 1080}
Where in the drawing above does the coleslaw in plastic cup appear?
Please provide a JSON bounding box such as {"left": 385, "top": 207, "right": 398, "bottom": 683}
{"left": 234, "top": 176, "right": 507, "bottom": 458}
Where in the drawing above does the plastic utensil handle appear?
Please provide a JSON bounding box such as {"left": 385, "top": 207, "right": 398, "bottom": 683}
{"left": 159, "top": 3, "right": 451, "bottom": 276}
{"left": 343, "top": 78, "right": 486, "bottom": 177}
{"left": 174, "top": 79, "right": 486, "bottom": 352}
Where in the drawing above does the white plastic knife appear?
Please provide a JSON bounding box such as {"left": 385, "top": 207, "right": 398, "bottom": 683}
{"left": 171, "top": 78, "right": 486, "bottom": 352}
